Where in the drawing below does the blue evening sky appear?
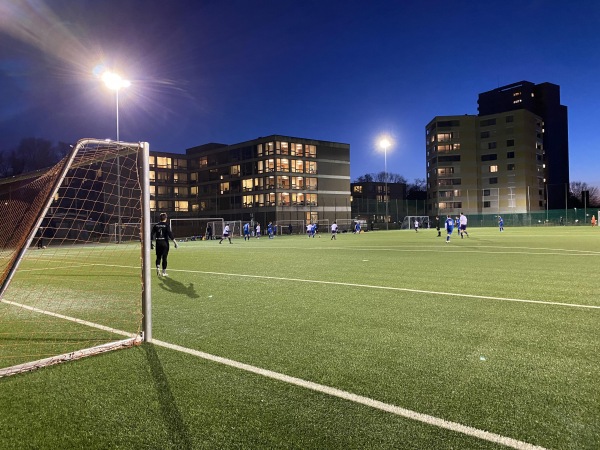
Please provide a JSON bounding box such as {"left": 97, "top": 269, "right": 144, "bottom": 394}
{"left": 1, "top": 0, "right": 599, "bottom": 186}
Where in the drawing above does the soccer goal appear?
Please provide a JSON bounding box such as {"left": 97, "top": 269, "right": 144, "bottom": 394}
{"left": 275, "top": 219, "right": 305, "bottom": 235}
{"left": 0, "top": 139, "right": 152, "bottom": 377}
{"left": 401, "top": 216, "right": 430, "bottom": 230}
{"left": 169, "top": 217, "right": 223, "bottom": 240}
{"left": 335, "top": 219, "right": 355, "bottom": 233}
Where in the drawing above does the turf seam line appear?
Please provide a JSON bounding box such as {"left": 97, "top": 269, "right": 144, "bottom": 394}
{"left": 178, "top": 270, "right": 600, "bottom": 310}
{"left": 153, "top": 338, "right": 547, "bottom": 450}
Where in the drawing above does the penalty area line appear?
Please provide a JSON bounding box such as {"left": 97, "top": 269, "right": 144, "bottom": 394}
{"left": 153, "top": 338, "right": 546, "bottom": 450}
{"left": 178, "top": 269, "right": 600, "bottom": 311}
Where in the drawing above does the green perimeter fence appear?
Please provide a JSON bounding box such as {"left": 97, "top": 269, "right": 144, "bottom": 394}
{"left": 351, "top": 198, "right": 599, "bottom": 228}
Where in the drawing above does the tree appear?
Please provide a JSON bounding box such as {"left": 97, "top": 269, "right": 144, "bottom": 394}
{"left": 0, "top": 138, "right": 70, "bottom": 178}
{"left": 569, "top": 181, "right": 600, "bottom": 208}
{"left": 354, "top": 172, "right": 407, "bottom": 184}
{"left": 406, "top": 178, "right": 426, "bottom": 200}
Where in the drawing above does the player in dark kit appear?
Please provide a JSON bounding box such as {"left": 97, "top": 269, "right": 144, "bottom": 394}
{"left": 151, "top": 212, "right": 178, "bottom": 276}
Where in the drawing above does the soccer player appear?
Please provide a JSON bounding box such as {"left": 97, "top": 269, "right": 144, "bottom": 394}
{"left": 255, "top": 223, "right": 261, "bottom": 238}
{"left": 498, "top": 216, "right": 504, "bottom": 232}
{"left": 445, "top": 215, "right": 454, "bottom": 243}
{"left": 354, "top": 221, "right": 361, "bottom": 234}
{"left": 306, "top": 223, "right": 312, "bottom": 238}
{"left": 243, "top": 222, "right": 251, "bottom": 241}
{"left": 219, "top": 223, "right": 232, "bottom": 244}
{"left": 151, "top": 212, "right": 178, "bottom": 276}
{"left": 414, "top": 219, "right": 419, "bottom": 232}
{"left": 459, "top": 212, "right": 469, "bottom": 238}
{"left": 331, "top": 221, "right": 338, "bottom": 240}
{"left": 435, "top": 216, "right": 441, "bottom": 237}
{"left": 267, "top": 222, "right": 274, "bottom": 239}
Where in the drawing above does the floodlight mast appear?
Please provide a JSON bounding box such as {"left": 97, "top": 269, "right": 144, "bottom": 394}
{"left": 379, "top": 138, "right": 391, "bottom": 230}
{"left": 102, "top": 71, "right": 131, "bottom": 243}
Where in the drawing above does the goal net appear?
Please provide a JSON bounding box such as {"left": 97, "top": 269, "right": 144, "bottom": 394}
{"left": 335, "top": 219, "right": 355, "bottom": 233}
{"left": 275, "top": 219, "right": 304, "bottom": 235}
{"left": 401, "top": 216, "right": 430, "bottom": 230}
{"left": 0, "top": 139, "right": 151, "bottom": 377}
{"left": 169, "top": 217, "right": 223, "bottom": 240}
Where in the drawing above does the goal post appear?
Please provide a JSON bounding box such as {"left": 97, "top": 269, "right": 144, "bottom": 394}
{"left": 169, "top": 217, "right": 224, "bottom": 240}
{"left": 401, "top": 216, "right": 431, "bottom": 230}
{"left": 275, "top": 219, "right": 305, "bottom": 235}
{"left": 0, "top": 139, "right": 151, "bottom": 377}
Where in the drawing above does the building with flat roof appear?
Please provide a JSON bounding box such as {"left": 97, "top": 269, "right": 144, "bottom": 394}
{"left": 149, "top": 135, "right": 351, "bottom": 235}
{"left": 427, "top": 81, "right": 569, "bottom": 215}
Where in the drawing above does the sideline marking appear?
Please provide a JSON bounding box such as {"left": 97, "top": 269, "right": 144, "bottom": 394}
{"left": 152, "top": 338, "right": 547, "bottom": 450}
{"left": 177, "top": 269, "right": 600, "bottom": 310}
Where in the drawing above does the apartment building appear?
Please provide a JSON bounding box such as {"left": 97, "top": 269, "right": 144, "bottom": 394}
{"left": 427, "top": 81, "right": 569, "bottom": 215}
{"left": 149, "top": 135, "right": 351, "bottom": 230}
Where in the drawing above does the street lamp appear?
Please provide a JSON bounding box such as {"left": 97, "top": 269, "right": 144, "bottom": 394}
{"left": 102, "top": 71, "right": 130, "bottom": 243}
{"left": 379, "top": 138, "right": 391, "bottom": 230}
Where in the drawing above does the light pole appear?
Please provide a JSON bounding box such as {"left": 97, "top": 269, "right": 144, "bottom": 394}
{"left": 379, "top": 138, "right": 390, "bottom": 230}
{"left": 102, "top": 71, "right": 130, "bottom": 243}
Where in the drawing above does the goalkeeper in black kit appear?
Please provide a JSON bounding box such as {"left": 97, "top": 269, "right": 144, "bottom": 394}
{"left": 151, "top": 213, "right": 178, "bottom": 276}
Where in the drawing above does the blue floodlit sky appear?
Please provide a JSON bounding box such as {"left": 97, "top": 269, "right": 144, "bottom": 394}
{"left": 1, "top": 0, "right": 599, "bottom": 186}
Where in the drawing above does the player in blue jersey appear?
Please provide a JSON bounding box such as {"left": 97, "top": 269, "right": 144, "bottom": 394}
{"left": 267, "top": 222, "right": 274, "bottom": 239}
{"left": 498, "top": 216, "right": 504, "bottom": 232}
{"left": 445, "top": 215, "right": 454, "bottom": 243}
{"left": 243, "top": 222, "right": 251, "bottom": 241}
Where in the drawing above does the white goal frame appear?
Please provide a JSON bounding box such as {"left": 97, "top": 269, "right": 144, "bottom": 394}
{"left": 0, "top": 139, "right": 152, "bottom": 377}
{"left": 401, "top": 216, "right": 430, "bottom": 230}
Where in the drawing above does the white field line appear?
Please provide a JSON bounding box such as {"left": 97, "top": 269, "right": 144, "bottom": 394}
{"left": 152, "top": 338, "right": 546, "bottom": 450}
{"left": 0, "top": 298, "right": 136, "bottom": 338}
{"left": 1, "top": 292, "right": 547, "bottom": 448}
{"left": 175, "top": 269, "right": 600, "bottom": 311}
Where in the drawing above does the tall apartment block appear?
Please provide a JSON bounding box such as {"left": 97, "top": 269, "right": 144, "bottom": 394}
{"left": 149, "top": 135, "right": 351, "bottom": 231}
{"left": 426, "top": 81, "right": 569, "bottom": 215}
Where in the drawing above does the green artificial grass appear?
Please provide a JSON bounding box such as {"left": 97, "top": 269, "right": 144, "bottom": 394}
{"left": 1, "top": 227, "right": 599, "bottom": 449}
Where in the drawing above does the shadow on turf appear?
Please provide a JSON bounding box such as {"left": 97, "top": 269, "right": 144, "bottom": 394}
{"left": 158, "top": 276, "right": 199, "bottom": 299}
{"left": 144, "top": 344, "right": 193, "bottom": 450}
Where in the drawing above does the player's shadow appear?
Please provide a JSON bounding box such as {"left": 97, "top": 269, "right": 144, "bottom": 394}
{"left": 143, "top": 344, "right": 192, "bottom": 450}
{"left": 158, "top": 276, "right": 199, "bottom": 299}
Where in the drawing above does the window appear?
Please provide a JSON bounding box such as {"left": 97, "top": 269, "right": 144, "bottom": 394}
{"left": 305, "top": 144, "right": 317, "bottom": 158}
{"left": 199, "top": 156, "right": 208, "bottom": 167}
{"left": 243, "top": 195, "right": 253, "bottom": 208}
{"left": 291, "top": 159, "right": 304, "bottom": 173}
{"left": 437, "top": 133, "right": 454, "bottom": 142}
{"left": 265, "top": 142, "right": 275, "bottom": 155}
{"left": 220, "top": 182, "right": 230, "bottom": 194}
{"left": 480, "top": 131, "right": 490, "bottom": 139}
{"left": 305, "top": 178, "right": 317, "bottom": 190}
{"left": 306, "top": 193, "right": 317, "bottom": 206}
{"left": 277, "top": 176, "right": 290, "bottom": 189}
{"left": 436, "top": 120, "right": 460, "bottom": 127}
{"left": 279, "top": 142, "right": 289, "bottom": 155}
{"left": 156, "top": 157, "right": 172, "bottom": 169}
{"left": 507, "top": 151, "right": 515, "bottom": 158}
{"left": 489, "top": 165, "right": 498, "bottom": 173}
{"left": 307, "top": 161, "right": 317, "bottom": 174}
{"left": 438, "top": 178, "right": 461, "bottom": 186}
{"left": 292, "top": 177, "right": 304, "bottom": 189}
{"left": 488, "top": 142, "right": 497, "bottom": 150}
{"left": 483, "top": 201, "right": 491, "bottom": 208}
{"left": 507, "top": 164, "right": 515, "bottom": 171}
{"left": 482, "top": 189, "right": 490, "bottom": 196}
{"left": 481, "top": 154, "right": 497, "bottom": 161}
{"left": 489, "top": 177, "right": 498, "bottom": 184}
{"left": 291, "top": 143, "right": 304, "bottom": 157}
{"left": 257, "top": 144, "right": 263, "bottom": 157}
{"left": 276, "top": 159, "right": 290, "bottom": 172}
{"left": 174, "top": 201, "right": 188, "bottom": 212}
{"left": 505, "top": 115, "right": 514, "bottom": 123}
{"left": 437, "top": 167, "right": 454, "bottom": 175}
{"left": 438, "top": 155, "right": 461, "bottom": 162}
{"left": 480, "top": 118, "right": 496, "bottom": 127}
{"left": 506, "top": 139, "right": 514, "bottom": 147}
{"left": 242, "top": 179, "right": 253, "bottom": 191}
{"left": 353, "top": 185, "right": 363, "bottom": 193}
{"left": 437, "top": 144, "right": 452, "bottom": 152}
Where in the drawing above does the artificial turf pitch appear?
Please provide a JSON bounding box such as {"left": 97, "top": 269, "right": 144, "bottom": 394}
{"left": 1, "top": 226, "right": 598, "bottom": 449}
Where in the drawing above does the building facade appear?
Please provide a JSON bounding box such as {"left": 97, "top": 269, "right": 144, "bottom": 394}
{"left": 427, "top": 81, "right": 569, "bottom": 215}
{"left": 149, "top": 135, "right": 351, "bottom": 233}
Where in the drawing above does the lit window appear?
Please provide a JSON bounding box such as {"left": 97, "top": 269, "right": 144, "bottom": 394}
{"left": 489, "top": 165, "right": 498, "bottom": 173}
